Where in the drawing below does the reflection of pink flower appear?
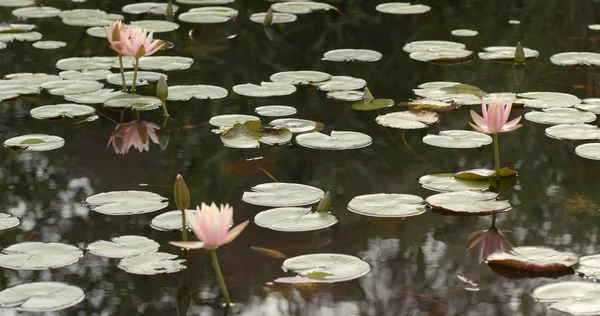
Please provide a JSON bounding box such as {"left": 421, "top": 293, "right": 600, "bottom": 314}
{"left": 107, "top": 121, "right": 160, "bottom": 154}
{"left": 170, "top": 203, "right": 249, "bottom": 249}
{"left": 466, "top": 227, "right": 513, "bottom": 263}
{"left": 116, "top": 27, "right": 167, "bottom": 58}
{"left": 469, "top": 95, "right": 522, "bottom": 134}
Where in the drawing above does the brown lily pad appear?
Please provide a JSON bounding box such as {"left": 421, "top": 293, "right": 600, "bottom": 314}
{"left": 486, "top": 246, "right": 579, "bottom": 272}
{"left": 454, "top": 167, "right": 518, "bottom": 180}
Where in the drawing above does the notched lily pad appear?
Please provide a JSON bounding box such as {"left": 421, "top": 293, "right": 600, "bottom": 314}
{"left": 56, "top": 57, "right": 114, "bottom": 71}
{"left": 532, "top": 281, "right": 600, "bottom": 315}
{"left": 322, "top": 49, "right": 382, "bottom": 62}
{"left": 550, "top": 52, "right": 600, "bottom": 66}
{"left": 423, "top": 130, "right": 492, "bottom": 148}
{"left": 419, "top": 173, "right": 490, "bottom": 192}
{"left": 59, "top": 70, "right": 112, "bottom": 81}
{"left": 233, "top": 82, "right": 296, "bottom": 97}
{"left": 250, "top": 12, "right": 297, "bottom": 24}
{"left": 272, "top": 2, "right": 333, "bottom": 14}
{"left": 486, "top": 246, "right": 579, "bottom": 272}
{"left": 254, "top": 207, "right": 338, "bottom": 232}
{"left": 122, "top": 2, "right": 180, "bottom": 15}
{"left": 270, "top": 71, "right": 331, "bottom": 85}
{"left": 517, "top": 92, "right": 581, "bottom": 109}
{"left": 545, "top": 124, "right": 600, "bottom": 140}
{"left": 281, "top": 253, "right": 371, "bottom": 283}
{"left": 41, "top": 80, "right": 103, "bottom": 96}
{"left": 451, "top": 29, "right": 478, "bottom": 36}
{"left": 347, "top": 193, "right": 425, "bottom": 217}
{"left": 4, "top": 134, "right": 64, "bottom": 152}
{"left": 118, "top": 252, "right": 186, "bottom": 275}
{"left": 12, "top": 7, "right": 61, "bottom": 19}
{"left": 454, "top": 168, "right": 518, "bottom": 180}
{"left": 167, "top": 84, "right": 228, "bottom": 101}
{"left": 0, "top": 213, "right": 19, "bottom": 231}
{"left": 316, "top": 76, "right": 366, "bottom": 92}
{"left": 269, "top": 118, "right": 323, "bottom": 133}
{"left": 327, "top": 90, "right": 364, "bottom": 101}
{"left": 0, "top": 31, "right": 41, "bottom": 42}
{"left": 65, "top": 89, "right": 125, "bottom": 104}
{"left": 150, "top": 210, "right": 195, "bottom": 231}
{"left": 426, "top": 191, "right": 510, "bottom": 215}
{"left": 0, "top": 282, "right": 85, "bottom": 312}
{"left": 242, "top": 182, "right": 325, "bottom": 207}
{"left": 178, "top": 7, "right": 238, "bottom": 23}
{"left": 87, "top": 235, "right": 160, "bottom": 259}
{"left": 0, "top": 242, "right": 83, "bottom": 270}
{"left": 103, "top": 94, "right": 162, "bottom": 111}
{"left": 220, "top": 121, "right": 292, "bottom": 149}
{"left": 138, "top": 56, "right": 193, "bottom": 71}
{"left": 30, "top": 103, "right": 96, "bottom": 120}
{"left": 296, "top": 131, "right": 372, "bottom": 150}
{"left": 352, "top": 96, "right": 394, "bottom": 111}
{"left": 376, "top": 110, "right": 439, "bottom": 129}
{"left": 84, "top": 190, "right": 169, "bottom": 215}
{"left": 478, "top": 46, "right": 539, "bottom": 61}
{"left": 524, "top": 108, "right": 596, "bottom": 125}
{"left": 209, "top": 114, "right": 260, "bottom": 130}
{"left": 255, "top": 105, "right": 297, "bottom": 117}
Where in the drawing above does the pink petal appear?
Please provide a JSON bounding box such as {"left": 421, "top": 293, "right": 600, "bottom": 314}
{"left": 222, "top": 220, "right": 249, "bottom": 245}
{"left": 470, "top": 110, "right": 488, "bottom": 129}
{"left": 503, "top": 116, "right": 522, "bottom": 129}
{"left": 481, "top": 101, "right": 488, "bottom": 118}
{"left": 469, "top": 122, "right": 490, "bottom": 134}
{"left": 186, "top": 209, "right": 206, "bottom": 243}
{"left": 500, "top": 124, "right": 523, "bottom": 133}
{"left": 169, "top": 241, "right": 204, "bottom": 249}
{"left": 502, "top": 100, "right": 513, "bottom": 126}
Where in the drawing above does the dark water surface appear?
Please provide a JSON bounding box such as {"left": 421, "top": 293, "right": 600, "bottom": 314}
{"left": 1, "top": 0, "right": 600, "bottom": 315}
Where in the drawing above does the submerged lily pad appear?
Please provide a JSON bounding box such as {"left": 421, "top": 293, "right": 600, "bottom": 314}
{"left": 0, "top": 282, "right": 84, "bottom": 312}
{"left": 87, "top": 235, "right": 160, "bottom": 259}
{"left": 178, "top": 7, "right": 238, "bottom": 23}
{"left": 550, "top": 52, "right": 600, "bottom": 66}
{"left": 4, "top": 134, "right": 64, "bottom": 152}
{"left": 524, "top": 108, "right": 596, "bottom": 125}
{"left": 517, "top": 92, "right": 581, "bottom": 109}
{"left": 423, "top": 130, "right": 492, "bottom": 148}
{"left": 118, "top": 252, "right": 185, "bottom": 275}
{"left": 376, "top": 2, "right": 431, "bottom": 14}
{"left": 0, "top": 242, "right": 83, "bottom": 270}
{"left": 255, "top": 105, "right": 297, "bottom": 117}
{"left": 233, "top": 82, "right": 296, "bottom": 97}
{"left": 41, "top": 80, "right": 103, "bottom": 96}
{"left": 30, "top": 104, "right": 95, "bottom": 119}
{"left": 254, "top": 207, "right": 338, "bottom": 232}
{"left": 322, "top": 49, "right": 382, "bottom": 62}
{"left": 250, "top": 12, "right": 297, "bottom": 24}
{"left": 272, "top": 2, "right": 333, "bottom": 14}
{"left": 316, "top": 76, "right": 367, "bottom": 92}
{"left": 347, "top": 193, "right": 425, "bottom": 217}
{"left": 56, "top": 57, "right": 114, "bottom": 71}
{"left": 454, "top": 168, "right": 517, "bottom": 180}
{"left": 0, "top": 213, "right": 19, "bottom": 231}
{"left": 167, "top": 84, "right": 228, "bottom": 101}
{"left": 65, "top": 89, "right": 125, "bottom": 104}
{"left": 486, "top": 246, "right": 579, "bottom": 271}
{"left": 242, "top": 182, "right": 325, "bottom": 207}
{"left": 575, "top": 143, "right": 600, "bottom": 160}
{"left": 138, "top": 56, "right": 193, "bottom": 71}
{"left": 532, "top": 281, "right": 600, "bottom": 315}
{"left": 281, "top": 253, "right": 370, "bottom": 282}
{"left": 296, "top": 131, "right": 372, "bottom": 150}
{"left": 0, "top": 32, "right": 42, "bottom": 42}
{"left": 376, "top": 110, "right": 439, "bottom": 129}
{"left": 426, "top": 191, "right": 510, "bottom": 215}
{"left": 419, "top": 174, "right": 490, "bottom": 192}
{"left": 84, "top": 190, "right": 169, "bottom": 215}
{"left": 122, "top": 2, "right": 180, "bottom": 15}
{"left": 131, "top": 20, "right": 180, "bottom": 32}
{"left": 12, "top": 7, "right": 61, "bottom": 19}
{"left": 107, "top": 71, "right": 166, "bottom": 87}
{"left": 209, "top": 114, "right": 260, "bottom": 129}
{"left": 269, "top": 118, "right": 322, "bottom": 133}
{"left": 270, "top": 71, "right": 331, "bottom": 85}
{"left": 478, "top": 46, "right": 539, "bottom": 61}
{"left": 220, "top": 121, "right": 292, "bottom": 149}
{"left": 545, "top": 124, "right": 600, "bottom": 140}
{"left": 327, "top": 90, "right": 364, "bottom": 101}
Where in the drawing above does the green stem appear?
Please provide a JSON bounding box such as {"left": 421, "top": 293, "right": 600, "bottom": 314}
{"left": 491, "top": 214, "right": 497, "bottom": 228}
{"left": 135, "top": 111, "right": 140, "bottom": 121}
{"left": 161, "top": 100, "right": 169, "bottom": 117}
{"left": 493, "top": 133, "right": 500, "bottom": 179}
{"left": 131, "top": 58, "right": 140, "bottom": 92}
{"left": 209, "top": 248, "right": 231, "bottom": 305}
{"left": 181, "top": 210, "right": 188, "bottom": 241}
{"left": 118, "top": 55, "right": 127, "bottom": 92}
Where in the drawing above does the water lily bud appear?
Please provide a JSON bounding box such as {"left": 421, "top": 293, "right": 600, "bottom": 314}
{"left": 157, "top": 76, "right": 168, "bottom": 101}
{"left": 174, "top": 174, "right": 190, "bottom": 211}
{"left": 264, "top": 6, "right": 274, "bottom": 25}
{"left": 514, "top": 42, "right": 526, "bottom": 65}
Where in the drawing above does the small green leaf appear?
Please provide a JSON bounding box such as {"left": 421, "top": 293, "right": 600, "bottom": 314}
{"left": 352, "top": 98, "right": 394, "bottom": 110}
{"left": 264, "top": 7, "right": 274, "bottom": 25}
{"left": 454, "top": 167, "right": 518, "bottom": 180}
{"left": 305, "top": 271, "right": 335, "bottom": 280}
{"left": 514, "top": 42, "right": 526, "bottom": 65}
{"left": 315, "top": 191, "right": 331, "bottom": 213}
{"left": 20, "top": 138, "right": 44, "bottom": 145}
{"left": 174, "top": 175, "right": 190, "bottom": 212}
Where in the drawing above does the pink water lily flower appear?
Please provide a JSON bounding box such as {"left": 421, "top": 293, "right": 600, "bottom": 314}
{"left": 469, "top": 95, "right": 522, "bottom": 134}
{"left": 170, "top": 203, "right": 249, "bottom": 249}
{"left": 117, "top": 26, "right": 167, "bottom": 58}
{"left": 466, "top": 227, "right": 513, "bottom": 263}
{"left": 107, "top": 121, "right": 160, "bottom": 154}
{"left": 104, "top": 20, "right": 131, "bottom": 50}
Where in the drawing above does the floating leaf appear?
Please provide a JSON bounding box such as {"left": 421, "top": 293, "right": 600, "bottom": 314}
{"left": 167, "top": 84, "right": 228, "bottom": 101}
{"left": 59, "top": 70, "right": 112, "bottom": 81}
{"left": 316, "top": 76, "right": 367, "bottom": 91}
{"left": 423, "top": 130, "right": 492, "bottom": 148}
{"left": 575, "top": 143, "right": 600, "bottom": 160}
{"left": 254, "top": 207, "right": 338, "bottom": 232}
{"left": 138, "top": 56, "right": 193, "bottom": 71}
{"left": 41, "top": 80, "right": 103, "bottom": 96}
{"left": 255, "top": 105, "right": 297, "bottom": 117}
{"left": 269, "top": 118, "right": 322, "bottom": 133}
{"left": 486, "top": 246, "right": 579, "bottom": 271}
{"left": 30, "top": 103, "right": 95, "bottom": 119}
{"left": 550, "top": 52, "right": 600, "bottom": 66}
{"left": 322, "top": 49, "right": 382, "bottom": 62}
{"left": 251, "top": 247, "right": 287, "bottom": 259}
{"left": 4, "top": 72, "right": 61, "bottom": 86}
{"left": 408, "top": 99, "right": 454, "bottom": 110}
{"left": 250, "top": 12, "right": 297, "bottom": 24}
{"left": 451, "top": 29, "right": 478, "bottom": 36}
{"left": 403, "top": 40, "right": 465, "bottom": 53}
{"left": 65, "top": 89, "right": 125, "bottom": 104}
{"left": 376, "top": 110, "right": 439, "bottom": 129}
{"left": 524, "top": 108, "right": 596, "bottom": 125}
{"left": 347, "top": 193, "right": 425, "bottom": 217}
{"left": 104, "top": 94, "right": 162, "bottom": 111}
{"left": 454, "top": 168, "right": 517, "bottom": 180}
{"left": 0, "top": 282, "right": 84, "bottom": 312}
{"left": 107, "top": 71, "right": 167, "bottom": 87}
{"left": 209, "top": 114, "right": 260, "bottom": 129}
{"left": 0, "top": 242, "right": 83, "bottom": 270}
{"left": 242, "top": 182, "right": 325, "bottom": 207}
{"left": 60, "top": 9, "right": 123, "bottom": 27}
{"left": 270, "top": 71, "right": 331, "bottom": 85}
{"left": 419, "top": 173, "right": 490, "bottom": 192}
{"left": 0, "top": 32, "right": 41, "bottom": 42}
{"left": 517, "top": 92, "right": 581, "bottom": 109}
{"left": 0, "top": 0, "right": 35, "bottom": 7}
{"left": 150, "top": 210, "right": 195, "bottom": 231}
{"left": 233, "top": 82, "right": 296, "bottom": 97}
{"left": 296, "top": 131, "right": 372, "bottom": 150}
{"left": 130, "top": 20, "right": 180, "bottom": 32}
{"left": 4, "top": 134, "right": 64, "bottom": 152}
{"left": 174, "top": 175, "right": 190, "bottom": 212}
{"left": 178, "top": 7, "right": 238, "bottom": 23}
{"left": 87, "top": 235, "right": 160, "bottom": 259}
{"left": 220, "top": 121, "right": 292, "bottom": 148}
{"left": 532, "top": 281, "right": 600, "bottom": 315}
{"left": 327, "top": 90, "right": 364, "bottom": 101}
{"left": 0, "top": 213, "right": 19, "bottom": 231}
{"left": 12, "top": 7, "right": 61, "bottom": 19}
{"left": 426, "top": 191, "right": 511, "bottom": 215}
{"left": 118, "top": 252, "right": 186, "bottom": 275}
{"left": 478, "top": 46, "right": 539, "bottom": 61}
{"left": 545, "top": 124, "right": 600, "bottom": 140}
{"left": 84, "top": 190, "right": 169, "bottom": 215}
{"left": 352, "top": 96, "right": 394, "bottom": 110}
{"left": 122, "top": 2, "right": 180, "bottom": 15}
{"left": 413, "top": 81, "right": 484, "bottom": 104}
{"left": 56, "top": 57, "right": 114, "bottom": 71}
{"left": 575, "top": 254, "right": 600, "bottom": 280}
{"left": 576, "top": 98, "right": 600, "bottom": 114}
{"left": 177, "top": 0, "right": 234, "bottom": 4}
{"left": 409, "top": 49, "right": 473, "bottom": 63}
{"left": 281, "top": 253, "right": 370, "bottom": 283}
{"left": 376, "top": 2, "right": 431, "bottom": 14}
{"left": 272, "top": 2, "right": 333, "bottom": 14}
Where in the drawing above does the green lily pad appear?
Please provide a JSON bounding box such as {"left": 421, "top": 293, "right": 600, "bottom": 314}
{"left": 12, "top": 7, "right": 62, "bottom": 19}
{"left": 87, "top": 235, "right": 160, "bottom": 259}
{"left": 255, "top": 105, "right": 297, "bottom": 117}
{"left": 545, "top": 124, "right": 600, "bottom": 140}
{"left": 486, "top": 246, "right": 579, "bottom": 271}
{"left": 59, "top": 70, "right": 112, "bottom": 81}
{"left": 30, "top": 103, "right": 95, "bottom": 119}
{"left": 272, "top": 2, "right": 333, "bottom": 14}
{"left": 270, "top": 70, "right": 331, "bottom": 85}
{"left": 352, "top": 97, "right": 394, "bottom": 110}
{"left": 316, "top": 76, "right": 367, "bottom": 92}
{"left": 419, "top": 173, "right": 490, "bottom": 192}
{"left": 376, "top": 110, "right": 439, "bottom": 129}
{"left": 524, "top": 108, "right": 596, "bottom": 125}
{"left": 423, "top": 130, "right": 493, "bottom": 148}
{"left": 41, "top": 80, "right": 103, "bottom": 95}
{"left": 478, "top": 46, "right": 539, "bottom": 61}
{"left": 281, "top": 253, "right": 371, "bottom": 283}
{"left": 4, "top": 134, "right": 64, "bottom": 151}
{"left": 0, "top": 213, "right": 19, "bottom": 231}
{"left": 451, "top": 29, "right": 478, "bottom": 36}
{"left": 65, "top": 89, "right": 125, "bottom": 104}
{"left": 122, "top": 2, "right": 180, "bottom": 15}
{"left": 426, "top": 191, "right": 511, "bottom": 215}
{"left": 56, "top": 57, "right": 114, "bottom": 71}
{"left": 167, "top": 84, "right": 228, "bottom": 101}
{"left": 532, "top": 281, "right": 600, "bottom": 315}
{"left": 327, "top": 90, "right": 364, "bottom": 101}
{"left": 0, "top": 31, "right": 41, "bottom": 42}
{"left": 376, "top": 2, "right": 431, "bottom": 14}
{"left": 130, "top": 20, "right": 180, "bottom": 32}
{"left": 0, "top": 242, "right": 83, "bottom": 270}
{"left": 138, "top": 56, "right": 193, "bottom": 71}
{"left": 269, "top": 118, "right": 323, "bottom": 133}
{"left": 322, "top": 49, "right": 382, "bottom": 62}
{"left": 178, "top": 7, "right": 238, "bottom": 23}
{"left": 347, "top": 193, "right": 425, "bottom": 217}
{"left": 454, "top": 168, "right": 518, "bottom": 180}
{"left": 0, "top": 282, "right": 85, "bottom": 312}
{"left": 250, "top": 12, "right": 297, "bottom": 24}
{"left": 575, "top": 143, "right": 600, "bottom": 160}
{"left": 550, "top": 52, "right": 600, "bottom": 66}
{"left": 220, "top": 121, "right": 292, "bottom": 149}
{"left": 84, "top": 190, "right": 169, "bottom": 215}
{"left": 118, "top": 252, "right": 186, "bottom": 275}
{"left": 296, "top": 131, "right": 372, "bottom": 150}
{"left": 254, "top": 207, "right": 338, "bottom": 232}
{"left": 233, "top": 82, "right": 296, "bottom": 97}
{"left": 517, "top": 92, "right": 581, "bottom": 109}
{"left": 242, "top": 182, "right": 325, "bottom": 207}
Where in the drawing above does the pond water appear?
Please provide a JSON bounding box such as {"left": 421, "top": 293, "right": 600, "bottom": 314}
{"left": 0, "top": 0, "right": 600, "bottom": 315}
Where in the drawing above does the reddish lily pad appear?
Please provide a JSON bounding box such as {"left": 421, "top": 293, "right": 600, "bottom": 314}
{"left": 486, "top": 246, "right": 579, "bottom": 272}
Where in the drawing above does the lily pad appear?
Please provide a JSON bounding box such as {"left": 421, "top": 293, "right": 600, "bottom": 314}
{"left": 254, "top": 207, "right": 338, "bottom": 232}
{"left": 118, "top": 252, "right": 186, "bottom": 275}
{"left": 316, "top": 76, "right": 367, "bottom": 92}
{"left": 30, "top": 104, "right": 95, "bottom": 119}
{"left": 61, "top": 10, "right": 123, "bottom": 27}
{"left": 233, "top": 82, "right": 296, "bottom": 97}
{"left": 0, "top": 242, "right": 83, "bottom": 270}
{"left": 426, "top": 191, "right": 511, "bottom": 215}
{"left": 322, "top": 49, "right": 382, "bottom": 62}
{"left": 167, "top": 84, "right": 228, "bottom": 101}
{"left": 451, "top": 29, "right": 478, "bottom": 36}
{"left": 408, "top": 99, "right": 454, "bottom": 110}
{"left": 138, "top": 56, "right": 193, "bottom": 71}
{"left": 59, "top": 70, "right": 111, "bottom": 81}
{"left": 130, "top": 20, "right": 180, "bottom": 33}
{"left": 269, "top": 118, "right": 322, "bottom": 133}
{"left": 250, "top": 12, "right": 297, "bottom": 24}
{"left": 0, "top": 0, "right": 35, "bottom": 6}
{"left": 84, "top": 190, "right": 169, "bottom": 215}
{"left": 403, "top": 40, "right": 465, "bottom": 53}
{"left": 532, "top": 281, "right": 600, "bottom": 315}
{"left": 0, "top": 282, "right": 85, "bottom": 312}
{"left": 0, "top": 32, "right": 42, "bottom": 42}
{"left": 270, "top": 71, "right": 331, "bottom": 85}
{"left": 352, "top": 97, "right": 394, "bottom": 110}
{"left": 575, "top": 254, "right": 600, "bottom": 280}
{"left": 0, "top": 213, "right": 19, "bottom": 231}
{"left": 524, "top": 108, "right": 596, "bottom": 125}
{"left": 375, "top": 110, "right": 439, "bottom": 129}
{"left": 486, "top": 246, "right": 579, "bottom": 271}
{"left": 122, "top": 2, "right": 180, "bottom": 15}
{"left": 178, "top": 7, "right": 238, "bottom": 23}
{"left": 242, "top": 182, "right": 325, "bottom": 207}
{"left": 177, "top": 0, "right": 234, "bottom": 4}
{"left": 576, "top": 98, "right": 600, "bottom": 114}
{"left": 272, "top": 2, "right": 333, "bottom": 14}
{"left": 220, "top": 121, "right": 292, "bottom": 148}
{"left": 56, "top": 57, "right": 114, "bottom": 71}
{"left": 87, "top": 235, "right": 160, "bottom": 259}
{"left": 419, "top": 173, "right": 490, "bottom": 192}
{"left": 86, "top": 26, "right": 111, "bottom": 38}
{"left": 12, "top": 7, "right": 62, "bottom": 19}
{"left": 545, "top": 124, "right": 600, "bottom": 140}
{"left": 575, "top": 143, "right": 600, "bottom": 160}
{"left": 296, "top": 131, "right": 372, "bottom": 150}
{"left": 106, "top": 71, "right": 167, "bottom": 87}
{"left": 282, "top": 253, "right": 371, "bottom": 282}
{"left": 517, "top": 92, "right": 581, "bottom": 109}
{"left": 4, "top": 134, "right": 65, "bottom": 152}
{"left": 376, "top": 2, "right": 431, "bottom": 14}
{"left": 409, "top": 49, "right": 473, "bottom": 63}
{"left": 347, "top": 193, "right": 425, "bottom": 217}
{"left": 327, "top": 90, "right": 364, "bottom": 101}
{"left": 413, "top": 81, "right": 484, "bottom": 104}
{"left": 550, "top": 52, "right": 600, "bottom": 66}
{"left": 454, "top": 168, "right": 517, "bottom": 180}
{"left": 478, "top": 46, "right": 539, "bottom": 61}
{"left": 41, "top": 80, "right": 103, "bottom": 96}
{"left": 0, "top": 23, "right": 37, "bottom": 33}
{"left": 65, "top": 89, "right": 125, "bottom": 104}
{"left": 209, "top": 114, "right": 260, "bottom": 129}
{"left": 150, "top": 210, "right": 194, "bottom": 231}
{"left": 423, "top": 130, "right": 492, "bottom": 148}
{"left": 255, "top": 105, "right": 297, "bottom": 117}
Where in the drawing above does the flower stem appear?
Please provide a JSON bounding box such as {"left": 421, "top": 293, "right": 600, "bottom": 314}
{"left": 135, "top": 110, "right": 140, "bottom": 121}
{"left": 181, "top": 211, "right": 188, "bottom": 241}
{"left": 491, "top": 214, "right": 497, "bottom": 227}
{"left": 161, "top": 100, "right": 169, "bottom": 117}
{"left": 493, "top": 133, "right": 500, "bottom": 179}
{"left": 209, "top": 248, "right": 231, "bottom": 305}
{"left": 131, "top": 57, "right": 140, "bottom": 92}
{"left": 118, "top": 55, "right": 127, "bottom": 92}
